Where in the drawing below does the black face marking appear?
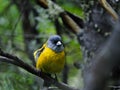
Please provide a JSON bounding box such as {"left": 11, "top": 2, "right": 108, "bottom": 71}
{"left": 53, "top": 40, "right": 60, "bottom": 44}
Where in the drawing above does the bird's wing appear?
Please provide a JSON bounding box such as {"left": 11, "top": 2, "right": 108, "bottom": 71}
{"left": 33, "top": 44, "right": 46, "bottom": 62}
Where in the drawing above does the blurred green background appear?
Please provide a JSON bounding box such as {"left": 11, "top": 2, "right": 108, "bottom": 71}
{"left": 0, "top": 0, "right": 84, "bottom": 89}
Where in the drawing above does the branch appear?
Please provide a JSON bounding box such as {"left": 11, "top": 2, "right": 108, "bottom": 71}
{"left": 0, "top": 49, "right": 79, "bottom": 90}
{"left": 60, "top": 12, "right": 82, "bottom": 34}
{"left": 99, "top": 0, "right": 119, "bottom": 20}
{"left": 36, "top": 0, "right": 84, "bottom": 34}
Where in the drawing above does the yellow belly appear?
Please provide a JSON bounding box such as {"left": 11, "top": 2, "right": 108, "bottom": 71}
{"left": 36, "top": 47, "right": 65, "bottom": 74}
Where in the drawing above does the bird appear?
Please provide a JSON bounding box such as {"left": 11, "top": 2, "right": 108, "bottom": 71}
{"left": 33, "top": 35, "right": 65, "bottom": 74}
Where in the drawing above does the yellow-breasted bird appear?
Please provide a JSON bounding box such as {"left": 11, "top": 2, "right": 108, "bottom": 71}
{"left": 33, "top": 35, "right": 65, "bottom": 74}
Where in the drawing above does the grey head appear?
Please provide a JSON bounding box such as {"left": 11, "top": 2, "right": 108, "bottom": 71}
{"left": 47, "top": 35, "right": 64, "bottom": 53}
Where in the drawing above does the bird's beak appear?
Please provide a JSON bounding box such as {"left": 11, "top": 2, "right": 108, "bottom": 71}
{"left": 56, "top": 41, "right": 62, "bottom": 46}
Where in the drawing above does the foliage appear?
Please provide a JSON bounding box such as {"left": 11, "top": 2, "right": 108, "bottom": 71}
{"left": 0, "top": 0, "right": 83, "bottom": 90}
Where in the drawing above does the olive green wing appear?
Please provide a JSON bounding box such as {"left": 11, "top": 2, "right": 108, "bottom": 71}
{"left": 33, "top": 44, "right": 46, "bottom": 62}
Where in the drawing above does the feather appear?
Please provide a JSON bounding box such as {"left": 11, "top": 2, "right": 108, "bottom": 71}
{"left": 33, "top": 44, "right": 46, "bottom": 62}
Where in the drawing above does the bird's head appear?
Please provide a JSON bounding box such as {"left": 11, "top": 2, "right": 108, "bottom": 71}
{"left": 47, "top": 35, "right": 64, "bottom": 53}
